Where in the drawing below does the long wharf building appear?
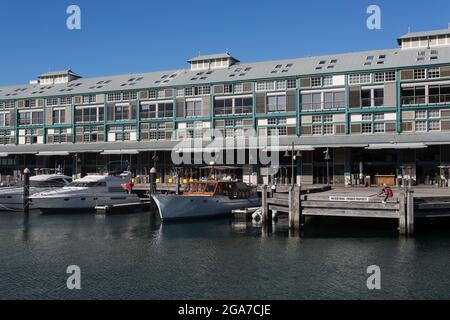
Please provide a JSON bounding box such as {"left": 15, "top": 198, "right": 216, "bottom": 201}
{"left": 2, "top": 28, "right": 450, "bottom": 186}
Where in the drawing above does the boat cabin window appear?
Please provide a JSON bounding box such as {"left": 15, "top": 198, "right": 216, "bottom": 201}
{"left": 69, "top": 181, "right": 107, "bottom": 187}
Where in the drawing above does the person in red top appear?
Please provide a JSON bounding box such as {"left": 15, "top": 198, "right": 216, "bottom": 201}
{"left": 379, "top": 184, "right": 394, "bottom": 204}
{"left": 124, "top": 182, "right": 133, "bottom": 194}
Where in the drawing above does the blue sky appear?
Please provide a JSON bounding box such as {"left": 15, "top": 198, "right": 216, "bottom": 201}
{"left": 0, "top": 0, "right": 449, "bottom": 86}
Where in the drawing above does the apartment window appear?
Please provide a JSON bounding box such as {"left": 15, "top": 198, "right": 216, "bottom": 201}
{"left": 60, "top": 97, "right": 72, "bottom": 105}
{"left": 234, "top": 97, "right": 253, "bottom": 114}
{"left": 114, "top": 105, "right": 130, "bottom": 121}
{"left": 186, "top": 101, "right": 203, "bottom": 117}
{"left": 275, "top": 81, "right": 287, "bottom": 90}
{"left": 287, "top": 79, "right": 296, "bottom": 89}
{"left": 234, "top": 83, "right": 244, "bottom": 93}
{"left": 323, "top": 125, "right": 333, "bottom": 135}
{"left": 362, "top": 123, "right": 373, "bottom": 134}
{"left": 312, "top": 126, "right": 322, "bottom": 135}
{"left": 176, "top": 88, "right": 185, "bottom": 97}
{"left": 374, "top": 73, "right": 385, "bottom": 83}
{"left": 415, "top": 121, "right": 427, "bottom": 132}
{"left": 158, "top": 103, "right": 173, "bottom": 118}
{"left": 415, "top": 110, "right": 426, "bottom": 119}
{"left": 312, "top": 116, "right": 322, "bottom": 123}
{"left": 360, "top": 74, "right": 371, "bottom": 83}
{"left": 428, "top": 110, "right": 440, "bottom": 118}
{"left": 311, "top": 77, "right": 322, "bottom": 87}
{"left": 76, "top": 107, "right": 104, "bottom": 123}
{"left": 185, "top": 88, "right": 193, "bottom": 97}
{"left": 224, "top": 84, "right": 233, "bottom": 94}
{"left": 0, "top": 113, "right": 10, "bottom": 127}
{"left": 429, "top": 120, "right": 440, "bottom": 131}
{"left": 374, "top": 113, "right": 385, "bottom": 121}
{"left": 122, "top": 92, "right": 137, "bottom": 101}
{"left": 277, "top": 127, "right": 287, "bottom": 136}
{"left": 402, "top": 87, "right": 426, "bottom": 105}
{"left": 52, "top": 109, "right": 66, "bottom": 124}
{"left": 83, "top": 95, "right": 96, "bottom": 104}
{"left": 323, "top": 76, "right": 333, "bottom": 87}
{"left": 385, "top": 72, "right": 396, "bottom": 82}
{"left": 323, "top": 115, "right": 333, "bottom": 123}
{"left": 214, "top": 99, "right": 233, "bottom": 115}
{"left": 349, "top": 73, "right": 371, "bottom": 85}
{"left": 149, "top": 90, "right": 157, "bottom": 99}
{"left": 324, "top": 91, "right": 345, "bottom": 109}
{"left": 302, "top": 93, "right": 321, "bottom": 111}
{"left": 374, "top": 123, "right": 385, "bottom": 133}
{"left": 428, "top": 68, "right": 441, "bottom": 79}
{"left": 46, "top": 98, "right": 59, "bottom": 106}
{"left": 107, "top": 93, "right": 122, "bottom": 102}
{"left": 414, "top": 69, "right": 426, "bottom": 80}
{"left": 374, "top": 89, "right": 384, "bottom": 106}
{"left": 19, "top": 111, "right": 43, "bottom": 126}
{"left": 157, "top": 90, "right": 166, "bottom": 99}
{"left": 268, "top": 118, "right": 277, "bottom": 126}
{"left": 267, "top": 95, "right": 286, "bottom": 112}
{"left": 140, "top": 104, "right": 157, "bottom": 119}
{"left": 195, "top": 86, "right": 211, "bottom": 96}
{"left": 362, "top": 114, "right": 372, "bottom": 122}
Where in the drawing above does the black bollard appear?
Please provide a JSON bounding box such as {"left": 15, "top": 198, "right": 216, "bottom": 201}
{"left": 23, "top": 168, "right": 31, "bottom": 214}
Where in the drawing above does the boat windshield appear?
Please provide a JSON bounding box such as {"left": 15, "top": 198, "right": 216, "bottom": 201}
{"left": 68, "top": 181, "right": 107, "bottom": 187}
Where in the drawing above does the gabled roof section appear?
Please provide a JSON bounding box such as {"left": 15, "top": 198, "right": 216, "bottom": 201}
{"left": 188, "top": 53, "right": 240, "bottom": 63}
{"left": 38, "top": 70, "right": 82, "bottom": 78}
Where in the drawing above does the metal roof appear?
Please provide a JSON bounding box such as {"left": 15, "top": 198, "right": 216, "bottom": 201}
{"left": 2, "top": 133, "right": 450, "bottom": 154}
{"left": 2, "top": 44, "right": 450, "bottom": 101}
{"left": 187, "top": 53, "right": 239, "bottom": 63}
{"left": 38, "top": 70, "right": 82, "bottom": 78}
{"left": 398, "top": 28, "right": 450, "bottom": 41}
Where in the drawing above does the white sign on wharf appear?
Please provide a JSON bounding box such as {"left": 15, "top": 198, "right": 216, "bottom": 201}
{"left": 329, "top": 196, "right": 370, "bottom": 202}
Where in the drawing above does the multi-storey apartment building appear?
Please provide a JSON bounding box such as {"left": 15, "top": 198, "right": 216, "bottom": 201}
{"left": 2, "top": 28, "right": 450, "bottom": 186}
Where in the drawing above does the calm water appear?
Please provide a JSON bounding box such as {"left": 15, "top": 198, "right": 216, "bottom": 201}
{"left": 0, "top": 211, "right": 449, "bottom": 300}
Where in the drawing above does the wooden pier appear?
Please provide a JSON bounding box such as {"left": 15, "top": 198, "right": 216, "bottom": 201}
{"left": 259, "top": 186, "right": 450, "bottom": 236}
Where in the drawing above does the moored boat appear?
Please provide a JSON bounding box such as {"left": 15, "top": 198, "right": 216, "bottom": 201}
{"left": 29, "top": 174, "right": 140, "bottom": 214}
{"left": 0, "top": 174, "right": 72, "bottom": 212}
{"left": 152, "top": 180, "right": 261, "bottom": 221}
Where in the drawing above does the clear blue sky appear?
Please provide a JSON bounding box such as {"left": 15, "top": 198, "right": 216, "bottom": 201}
{"left": 0, "top": 0, "right": 449, "bottom": 86}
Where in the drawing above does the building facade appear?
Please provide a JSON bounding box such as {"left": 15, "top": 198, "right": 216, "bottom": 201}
{"left": 2, "top": 29, "right": 450, "bottom": 186}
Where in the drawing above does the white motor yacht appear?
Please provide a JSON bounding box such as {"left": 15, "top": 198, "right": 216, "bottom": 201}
{"left": 0, "top": 174, "right": 72, "bottom": 212}
{"left": 29, "top": 174, "right": 140, "bottom": 214}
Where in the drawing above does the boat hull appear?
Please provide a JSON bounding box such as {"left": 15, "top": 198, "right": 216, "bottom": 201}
{"left": 0, "top": 187, "right": 56, "bottom": 212}
{"left": 152, "top": 194, "right": 261, "bottom": 221}
{"left": 30, "top": 193, "right": 140, "bottom": 214}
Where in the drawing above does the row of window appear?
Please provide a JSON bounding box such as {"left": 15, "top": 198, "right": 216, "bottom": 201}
{"left": 401, "top": 85, "right": 450, "bottom": 105}
{"left": 349, "top": 72, "right": 396, "bottom": 85}
{"left": 256, "top": 80, "right": 296, "bottom": 92}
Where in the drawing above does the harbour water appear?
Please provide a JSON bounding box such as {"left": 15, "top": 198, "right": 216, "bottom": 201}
{"left": 0, "top": 211, "right": 449, "bottom": 300}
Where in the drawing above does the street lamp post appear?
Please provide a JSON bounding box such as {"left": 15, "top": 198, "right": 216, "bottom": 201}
{"left": 324, "top": 148, "right": 331, "bottom": 186}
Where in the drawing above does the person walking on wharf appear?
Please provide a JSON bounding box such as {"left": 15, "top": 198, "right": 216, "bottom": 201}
{"left": 379, "top": 184, "right": 394, "bottom": 204}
